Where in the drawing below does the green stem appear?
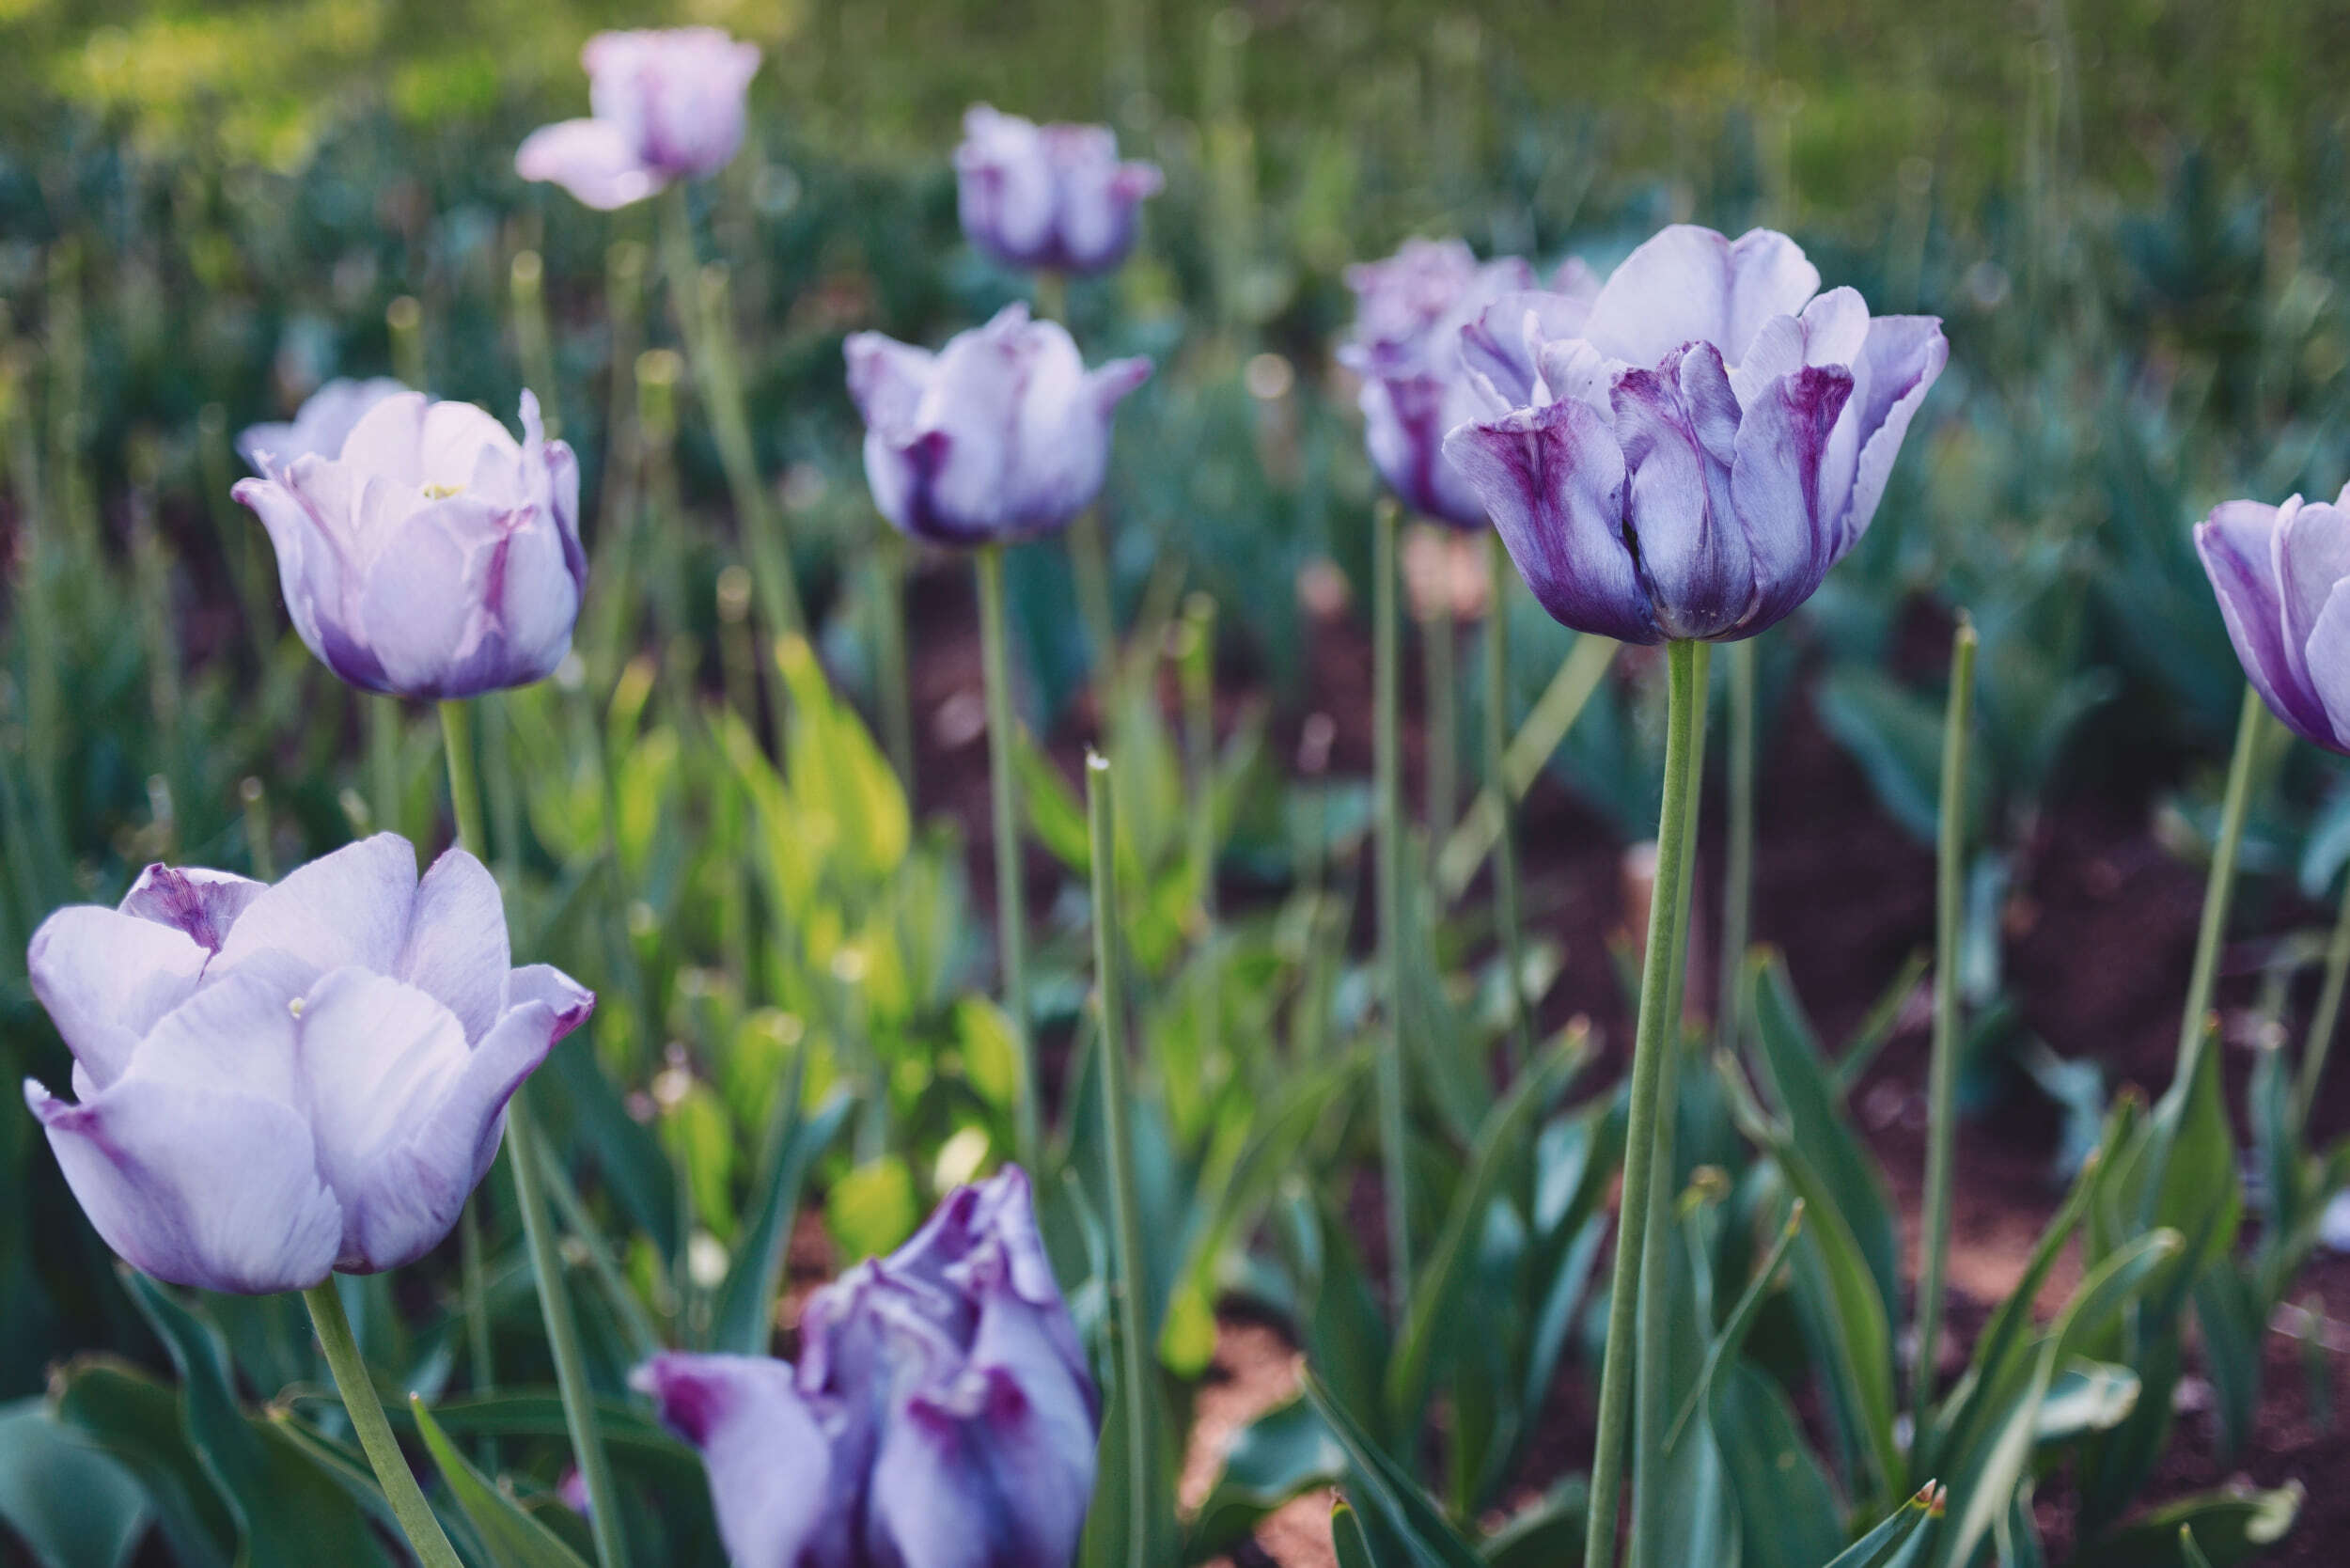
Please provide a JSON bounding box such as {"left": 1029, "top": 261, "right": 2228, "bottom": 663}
{"left": 1085, "top": 751, "right": 1155, "bottom": 1568}
{"left": 872, "top": 529, "right": 916, "bottom": 787}
{"left": 1716, "top": 636, "right": 1759, "bottom": 1055}
{"left": 2178, "top": 684, "right": 2264, "bottom": 1089}
{"left": 2297, "top": 864, "right": 2350, "bottom": 1122}
{"left": 300, "top": 1284, "right": 465, "bottom": 1568}
{"left": 977, "top": 545, "right": 1042, "bottom": 1170}
{"left": 368, "top": 696, "right": 403, "bottom": 839}
{"left": 1485, "top": 532, "right": 1531, "bottom": 1069}
{"left": 1373, "top": 500, "right": 1413, "bottom": 1308}
{"left": 1181, "top": 594, "right": 1222, "bottom": 1081}
{"left": 1070, "top": 509, "right": 1120, "bottom": 683}
{"left": 1585, "top": 637, "right": 1705, "bottom": 1568}
{"left": 1631, "top": 640, "right": 1709, "bottom": 1568}
{"left": 510, "top": 250, "right": 563, "bottom": 439}
{"left": 1425, "top": 580, "right": 1457, "bottom": 838}
{"left": 1913, "top": 615, "right": 1977, "bottom": 1435}
{"left": 438, "top": 700, "right": 630, "bottom": 1568}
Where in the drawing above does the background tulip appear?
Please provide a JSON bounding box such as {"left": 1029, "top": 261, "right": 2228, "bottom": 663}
{"left": 2195, "top": 486, "right": 2350, "bottom": 752}
{"left": 954, "top": 104, "right": 1163, "bottom": 274}
{"left": 23, "top": 834, "right": 592, "bottom": 1295}
{"left": 640, "top": 1166, "right": 1095, "bottom": 1568}
{"left": 845, "top": 303, "right": 1152, "bottom": 546}
{"left": 236, "top": 377, "right": 409, "bottom": 475}
{"left": 230, "top": 389, "right": 585, "bottom": 698}
{"left": 1340, "top": 239, "right": 1599, "bottom": 528}
{"left": 1444, "top": 224, "right": 1948, "bottom": 643}
{"left": 516, "top": 28, "right": 760, "bottom": 210}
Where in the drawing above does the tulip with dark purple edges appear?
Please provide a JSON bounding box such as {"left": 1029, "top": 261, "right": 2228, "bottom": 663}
{"left": 516, "top": 27, "right": 761, "bottom": 210}
{"left": 955, "top": 105, "right": 1164, "bottom": 276}
{"left": 2196, "top": 484, "right": 2350, "bottom": 753}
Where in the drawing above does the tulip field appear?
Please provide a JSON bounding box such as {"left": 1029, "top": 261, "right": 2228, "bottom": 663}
{"left": 9, "top": 2, "right": 2350, "bottom": 1566}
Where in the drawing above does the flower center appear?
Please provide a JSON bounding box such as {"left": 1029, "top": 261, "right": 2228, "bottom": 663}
{"left": 421, "top": 482, "right": 463, "bottom": 500}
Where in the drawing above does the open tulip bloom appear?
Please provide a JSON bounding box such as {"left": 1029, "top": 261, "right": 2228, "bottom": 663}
{"left": 516, "top": 27, "right": 760, "bottom": 210}
{"left": 954, "top": 104, "right": 1164, "bottom": 275}
{"left": 1442, "top": 224, "right": 1949, "bottom": 642}
{"left": 2196, "top": 485, "right": 2350, "bottom": 754}
{"left": 844, "top": 303, "right": 1152, "bottom": 547}
{"left": 23, "top": 834, "right": 592, "bottom": 1295}
{"left": 231, "top": 389, "right": 585, "bottom": 699}
{"left": 640, "top": 1166, "right": 1096, "bottom": 1568}
{"left": 236, "top": 376, "right": 410, "bottom": 476}
{"left": 1341, "top": 237, "right": 1601, "bottom": 529}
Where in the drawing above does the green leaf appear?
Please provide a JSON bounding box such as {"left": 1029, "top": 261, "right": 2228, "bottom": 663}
{"left": 0, "top": 1399, "right": 149, "bottom": 1568}
{"left": 408, "top": 1396, "right": 591, "bottom": 1568}
{"left": 1300, "top": 1370, "right": 1483, "bottom": 1568}
{"left": 1820, "top": 1484, "right": 1940, "bottom": 1568}
{"left": 1710, "top": 1364, "right": 1845, "bottom": 1568}
{"left": 1184, "top": 1399, "right": 1345, "bottom": 1560}
{"left": 826, "top": 1154, "right": 920, "bottom": 1262}
{"left": 2075, "top": 1483, "right": 2300, "bottom": 1567}
{"left": 49, "top": 1357, "right": 235, "bottom": 1568}
{"left": 1477, "top": 1478, "right": 1588, "bottom": 1568}
{"left": 1334, "top": 1501, "right": 1384, "bottom": 1568}
{"left": 2033, "top": 1360, "right": 2140, "bottom": 1447}
{"left": 712, "top": 1083, "right": 852, "bottom": 1356}
{"left": 1667, "top": 1200, "right": 1804, "bottom": 1454}
{"left": 2177, "top": 1525, "right": 2214, "bottom": 1568}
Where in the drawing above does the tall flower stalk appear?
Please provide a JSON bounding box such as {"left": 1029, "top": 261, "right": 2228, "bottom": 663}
{"left": 1372, "top": 498, "right": 1413, "bottom": 1304}
{"left": 1484, "top": 531, "right": 1531, "bottom": 1066}
{"left": 303, "top": 1283, "right": 466, "bottom": 1568}
{"left": 1716, "top": 635, "right": 1759, "bottom": 1054}
{"left": 978, "top": 544, "right": 1042, "bottom": 1169}
{"left": 2178, "top": 684, "right": 2265, "bottom": 1087}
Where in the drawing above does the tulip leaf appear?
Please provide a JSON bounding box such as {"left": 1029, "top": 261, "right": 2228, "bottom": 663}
{"left": 0, "top": 1398, "right": 150, "bottom": 1568}
{"left": 711, "top": 1080, "right": 852, "bottom": 1356}
{"left": 1476, "top": 1478, "right": 1589, "bottom": 1568}
{"left": 2073, "top": 1482, "right": 2301, "bottom": 1567}
{"left": 1818, "top": 1484, "right": 1938, "bottom": 1568}
{"left": 1709, "top": 1364, "right": 1844, "bottom": 1568}
{"left": 1300, "top": 1369, "right": 1484, "bottom": 1568}
{"left": 1332, "top": 1501, "right": 1383, "bottom": 1568}
{"left": 1185, "top": 1398, "right": 1346, "bottom": 1560}
{"left": 2032, "top": 1359, "right": 2140, "bottom": 1447}
{"left": 48, "top": 1356, "right": 235, "bottom": 1568}
{"left": 408, "top": 1395, "right": 591, "bottom": 1568}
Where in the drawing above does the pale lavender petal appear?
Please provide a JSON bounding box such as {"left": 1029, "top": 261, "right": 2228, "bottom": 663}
{"left": 1612, "top": 348, "right": 1750, "bottom": 639}
{"left": 2273, "top": 499, "right": 2350, "bottom": 703}
{"left": 2198, "top": 501, "right": 2331, "bottom": 744}
{"left": 26, "top": 907, "right": 212, "bottom": 1090}
{"left": 355, "top": 498, "right": 508, "bottom": 698}
{"left": 123, "top": 970, "right": 302, "bottom": 1110}
{"left": 213, "top": 833, "right": 418, "bottom": 987}
{"left": 506, "top": 964, "right": 596, "bottom": 1040}
{"left": 231, "top": 472, "right": 384, "bottom": 691}
{"left": 1829, "top": 313, "right": 1948, "bottom": 551}
{"left": 2302, "top": 576, "right": 2350, "bottom": 753}
{"left": 1461, "top": 290, "right": 1595, "bottom": 410}
{"left": 844, "top": 334, "right": 937, "bottom": 434}
{"left": 1731, "top": 365, "right": 1856, "bottom": 634}
{"left": 1583, "top": 224, "right": 1819, "bottom": 369}
{"left": 398, "top": 849, "right": 509, "bottom": 1043}
{"left": 517, "top": 119, "right": 666, "bottom": 210}
{"left": 237, "top": 378, "right": 410, "bottom": 476}
{"left": 638, "top": 1354, "right": 853, "bottom": 1568}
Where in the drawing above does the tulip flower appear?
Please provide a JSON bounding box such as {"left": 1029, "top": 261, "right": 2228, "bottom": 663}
{"left": 237, "top": 377, "right": 409, "bottom": 475}
{"left": 844, "top": 303, "right": 1152, "bottom": 546}
{"left": 955, "top": 105, "right": 1163, "bottom": 275}
{"left": 639, "top": 1167, "right": 1095, "bottom": 1568}
{"left": 22, "top": 835, "right": 592, "bottom": 1295}
{"left": 229, "top": 390, "right": 585, "bottom": 699}
{"left": 2195, "top": 485, "right": 2350, "bottom": 753}
{"left": 1443, "top": 224, "right": 1948, "bottom": 643}
{"left": 1341, "top": 239, "right": 1601, "bottom": 529}
{"left": 516, "top": 27, "right": 760, "bottom": 210}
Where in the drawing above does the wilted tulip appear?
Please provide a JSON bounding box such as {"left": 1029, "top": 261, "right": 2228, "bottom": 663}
{"left": 237, "top": 377, "right": 409, "bottom": 475}
{"left": 1443, "top": 224, "right": 1949, "bottom": 643}
{"left": 23, "top": 835, "right": 592, "bottom": 1295}
{"left": 2196, "top": 485, "right": 2350, "bottom": 753}
{"left": 844, "top": 303, "right": 1152, "bottom": 546}
{"left": 230, "top": 390, "right": 585, "bottom": 698}
{"left": 955, "top": 104, "right": 1163, "bottom": 275}
{"left": 516, "top": 27, "right": 760, "bottom": 210}
{"left": 639, "top": 1167, "right": 1095, "bottom": 1568}
{"left": 1340, "top": 238, "right": 1600, "bottom": 528}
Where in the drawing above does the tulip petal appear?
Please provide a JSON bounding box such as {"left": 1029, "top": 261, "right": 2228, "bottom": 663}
{"left": 118, "top": 865, "right": 264, "bottom": 952}
{"left": 516, "top": 119, "right": 666, "bottom": 211}
{"left": 2197, "top": 501, "right": 2331, "bottom": 744}
{"left": 1444, "top": 400, "right": 1658, "bottom": 643}
{"left": 214, "top": 833, "right": 418, "bottom": 987}
{"left": 507, "top": 964, "right": 598, "bottom": 1039}
{"left": 1611, "top": 350, "right": 1751, "bottom": 639}
{"left": 395, "top": 849, "right": 509, "bottom": 1042}
{"left": 233, "top": 473, "right": 388, "bottom": 692}
{"left": 2301, "top": 575, "right": 2350, "bottom": 754}
{"left": 127, "top": 970, "right": 303, "bottom": 1108}
{"left": 844, "top": 334, "right": 937, "bottom": 435}
{"left": 1462, "top": 290, "right": 1595, "bottom": 411}
{"left": 638, "top": 1354, "right": 851, "bottom": 1568}
{"left": 1731, "top": 364, "right": 1855, "bottom": 635}
{"left": 27, "top": 907, "right": 212, "bottom": 1090}
{"left": 237, "top": 379, "right": 410, "bottom": 476}
{"left": 1584, "top": 225, "right": 1821, "bottom": 369}
{"left": 1830, "top": 313, "right": 1948, "bottom": 550}
{"left": 2274, "top": 499, "right": 2350, "bottom": 708}
{"left": 356, "top": 498, "right": 505, "bottom": 698}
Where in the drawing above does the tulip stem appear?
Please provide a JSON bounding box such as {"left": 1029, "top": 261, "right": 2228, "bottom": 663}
{"left": 438, "top": 699, "right": 631, "bottom": 1568}
{"left": 1027, "top": 271, "right": 1120, "bottom": 682}
{"left": 1717, "top": 635, "right": 1759, "bottom": 1056}
{"left": 2178, "top": 684, "right": 2264, "bottom": 1090}
{"left": 1586, "top": 637, "right": 1705, "bottom": 1568}
{"left": 1484, "top": 531, "right": 1531, "bottom": 1070}
{"left": 1424, "top": 566, "right": 1457, "bottom": 839}
{"left": 1086, "top": 750, "right": 1155, "bottom": 1568}
{"left": 368, "top": 696, "right": 402, "bottom": 839}
{"left": 1913, "top": 616, "right": 1977, "bottom": 1439}
{"left": 871, "top": 528, "right": 917, "bottom": 788}
{"left": 301, "top": 1283, "right": 466, "bottom": 1568}
{"left": 976, "top": 544, "right": 1042, "bottom": 1170}
{"left": 1179, "top": 594, "right": 1221, "bottom": 1083}
{"left": 1372, "top": 499, "right": 1413, "bottom": 1308}
{"left": 2297, "top": 864, "right": 2350, "bottom": 1122}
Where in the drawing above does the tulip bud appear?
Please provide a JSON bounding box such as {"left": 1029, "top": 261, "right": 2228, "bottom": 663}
{"left": 844, "top": 304, "right": 1152, "bottom": 547}
{"left": 516, "top": 28, "right": 760, "bottom": 210}
{"left": 954, "top": 105, "right": 1164, "bottom": 275}
{"left": 2196, "top": 485, "right": 2350, "bottom": 752}
{"left": 230, "top": 390, "right": 586, "bottom": 698}
{"left": 639, "top": 1167, "right": 1096, "bottom": 1568}
{"left": 1443, "top": 224, "right": 1949, "bottom": 643}
{"left": 236, "top": 377, "right": 409, "bottom": 476}
{"left": 22, "top": 835, "right": 592, "bottom": 1294}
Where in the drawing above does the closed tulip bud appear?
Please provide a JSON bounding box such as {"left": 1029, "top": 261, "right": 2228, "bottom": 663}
{"left": 954, "top": 105, "right": 1163, "bottom": 275}
{"left": 1443, "top": 224, "right": 1949, "bottom": 643}
{"left": 23, "top": 835, "right": 592, "bottom": 1295}
{"left": 230, "top": 390, "right": 586, "bottom": 698}
{"left": 236, "top": 377, "right": 410, "bottom": 476}
{"left": 844, "top": 304, "right": 1152, "bottom": 547}
{"left": 1340, "top": 238, "right": 1600, "bottom": 528}
{"left": 516, "top": 28, "right": 760, "bottom": 210}
{"left": 2196, "top": 486, "right": 2350, "bottom": 752}
{"left": 639, "top": 1167, "right": 1095, "bottom": 1568}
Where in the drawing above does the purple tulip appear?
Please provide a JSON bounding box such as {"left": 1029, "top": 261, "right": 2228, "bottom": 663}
{"left": 955, "top": 105, "right": 1164, "bottom": 275}
{"left": 23, "top": 835, "right": 592, "bottom": 1295}
{"left": 237, "top": 378, "right": 410, "bottom": 476}
{"left": 1340, "top": 239, "right": 1602, "bottom": 528}
{"left": 230, "top": 390, "right": 585, "bottom": 698}
{"left": 844, "top": 303, "right": 1152, "bottom": 547}
{"left": 516, "top": 28, "right": 760, "bottom": 210}
{"left": 1442, "top": 224, "right": 1949, "bottom": 643}
{"left": 2195, "top": 486, "right": 2350, "bottom": 752}
{"left": 638, "top": 1167, "right": 1095, "bottom": 1568}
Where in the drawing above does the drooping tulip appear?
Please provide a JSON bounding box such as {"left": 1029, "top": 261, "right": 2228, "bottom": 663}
{"left": 1442, "top": 224, "right": 1949, "bottom": 643}
{"left": 237, "top": 377, "right": 410, "bottom": 475}
{"left": 1340, "top": 238, "right": 1601, "bottom": 528}
{"left": 954, "top": 105, "right": 1164, "bottom": 275}
{"left": 230, "top": 390, "right": 585, "bottom": 698}
{"left": 844, "top": 303, "right": 1152, "bottom": 546}
{"left": 23, "top": 835, "right": 592, "bottom": 1294}
{"left": 639, "top": 1167, "right": 1095, "bottom": 1568}
{"left": 516, "top": 27, "right": 760, "bottom": 210}
{"left": 2195, "top": 485, "right": 2350, "bottom": 753}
